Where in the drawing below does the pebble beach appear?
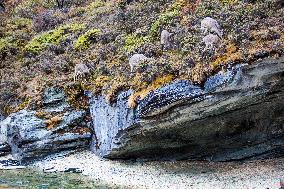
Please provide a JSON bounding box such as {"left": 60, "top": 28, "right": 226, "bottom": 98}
{"left": 28, "top": 150, "right": 284, "bottom": 189}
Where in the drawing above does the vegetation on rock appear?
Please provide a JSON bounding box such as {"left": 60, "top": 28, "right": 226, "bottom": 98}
{"left": 25, "top": 23, "right": 86, "bottom": 53}
{"left": 0, "top": 0, "right": 283, "bottom": 113}
{"left": 75, "top": 28, "right": 101, "bottom": 51}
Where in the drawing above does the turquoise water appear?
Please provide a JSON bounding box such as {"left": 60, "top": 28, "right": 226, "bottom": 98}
{"left": 0, "top": 169, "right": 114, "bottom": 189}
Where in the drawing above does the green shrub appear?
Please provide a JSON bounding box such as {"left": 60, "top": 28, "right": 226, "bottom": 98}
{"left": 0, "top": 37, "right": 18, "bottom": 57}
{"left": 13, "top": 18, "right": 33, "bottom": 29}
{"left": 149, "top": 10, "right": 179, "bottom": 39}
{"left": 75, "top": 28, "right": 101, "bottom": 51}
{"left": 25, "top": 23, "right": 86, "bottom": 53}
{"left": 124, "top": 33, "right": 149, "bottom": 53}
{"left": 220, "top": 0, "right": 238, "bottom": 4}
{"left": 88, "top": 0, "right": 105, "bottom": 10}
{"left": 0, "top": 38, "right": 12, "bottom": 55}
{"left": 14, "top": 0, "right": 54, "bottom": 17}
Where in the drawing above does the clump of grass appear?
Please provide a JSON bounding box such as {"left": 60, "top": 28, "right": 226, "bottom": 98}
{"left": 45, "top": 115, "right": 63, "bottom": 130}
{"left": 10, "top": 17, "right": 33, "bottom": 31}
{"left": 148, "top": 0, "right": 191, "bottom": 39}
{"left": 15, "top": 98, "right": 31, "bottom": 112}
{"left": 105, "top": 80, "right": 129, "bottom": 103}
{"left": 35, "top": 111, "right": 51, "bottom": 119}
{"left": 212, "top": 42, "right": 244, "bottom": 69}
{"left": 128, "top": 74, "right": 174, "bottom": 108}
{"left": 64, "top": 83, "right": 90, "bottom": 109}
{"left": 188, "top": 62, "right": 212, "bottom": 84}
{"left": 91, "top": 75, "right": 112, "bottom": 94}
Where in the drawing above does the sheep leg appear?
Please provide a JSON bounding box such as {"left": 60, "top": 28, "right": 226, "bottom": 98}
{"left": 130, "top": 65, "right": 134, "bottom": 73}
{"left": 79, "top": 73, "right": 83, "bottom": 81}
{"left": 203, "top": 28, "right": 208, "bottom": 35}
{"left": 201, "top": 26, "right": 206, "bottom": 34}
{"left": 203, "top": 43, "right": 209, "bottom": 52}
{"left": 161, "top": 44, "right": 164, "bottom": 51}
{"left": 74, "top": 73, "right": 77, "bottom": 82}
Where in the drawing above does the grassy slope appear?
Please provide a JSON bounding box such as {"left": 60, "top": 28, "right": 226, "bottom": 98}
{"left": 0, "top": 0, "right": 283, "bottom": 114}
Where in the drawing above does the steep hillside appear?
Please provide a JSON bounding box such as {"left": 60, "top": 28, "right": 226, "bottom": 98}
{"left": 0, "top": 0, "right": 283, "bottom": 115}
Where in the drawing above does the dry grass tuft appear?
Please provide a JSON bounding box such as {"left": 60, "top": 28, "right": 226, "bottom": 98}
{"left": 128, "top": 74, "right": 174, "bottom": 108}
{"left": 45, "top": 115, "right": 63, "bottom": 130}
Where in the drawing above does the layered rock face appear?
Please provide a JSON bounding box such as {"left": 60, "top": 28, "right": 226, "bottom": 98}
{"left": 90, "top": 57, "right": 284, "bottom": 161}
{"left": 0, "top": 88, "right": 92, "bottom": 161}
{"left": 0, "top": 58, "right": 283, "bottom": 162}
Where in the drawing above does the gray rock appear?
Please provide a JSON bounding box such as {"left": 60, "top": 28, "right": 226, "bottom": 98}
{"left": 204, "top": 64, "right": 245, "bottom": 92}
{"left": 89, "top": 90, "right": 135, "bottom": 157}
{"left": 90, "top": 57, "right": 284, "bottom": 161}
{"left": 0, "top": 114, "right": 10, "bottom": 156}
{"left": 42, "top": 87, "right": 70, "bottom": 113}
{"left": 137, "top": 80, "right": 204, "bottom": 117}
{"left": 1, "top": 88, "right": 91, "bottom": 162}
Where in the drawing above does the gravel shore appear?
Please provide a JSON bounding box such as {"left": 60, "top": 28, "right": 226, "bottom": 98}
{"left": 29, "top": 150, "right": 284, "bottom": 189}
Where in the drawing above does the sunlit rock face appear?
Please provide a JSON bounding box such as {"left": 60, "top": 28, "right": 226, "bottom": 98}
{"left": 90, "top": 57, "right": 284, "bottom": 161}
{"left": 0, "top": 87, "right": 92, "bottom": 162}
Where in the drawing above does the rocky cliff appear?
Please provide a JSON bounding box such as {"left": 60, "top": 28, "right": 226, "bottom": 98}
{"left": 0, "top": 57, "right": 283, "bottom": 162}
{"left": 90, "top": 57, "right": 284, "bottom": 161}
{"left": 0, "top": 0, "right": 284, "bottom": 164}
{"left": 0, "top": 87, "right": 92, "bottom": 162}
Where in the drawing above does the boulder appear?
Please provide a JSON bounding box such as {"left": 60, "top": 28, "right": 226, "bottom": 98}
{"left": 89, "top": 57, "right": 284, "bottom": 161}
{"left": 0, "top": 87, "right": 92, "bottom": 162}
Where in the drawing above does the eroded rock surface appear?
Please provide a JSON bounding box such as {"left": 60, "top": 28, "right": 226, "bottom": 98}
{"left": 0, "top": 113, "right": 10, "bottom": 156}
{"left": 89, "top": 90, "right": 135, "bottom": 157}
{"left": 0, "top": 87, "right": 92, "bottom": 162}
{"left": 90, "top": 57, "right": 284, "bottom": 161}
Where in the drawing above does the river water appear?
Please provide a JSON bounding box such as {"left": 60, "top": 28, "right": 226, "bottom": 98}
{"left": 0, "top": 169, "right": 114, "bottom": 189}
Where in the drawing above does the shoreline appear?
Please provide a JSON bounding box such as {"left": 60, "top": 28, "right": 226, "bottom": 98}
{"left": 16, "top": 150, "right": 284, "bottom": 189}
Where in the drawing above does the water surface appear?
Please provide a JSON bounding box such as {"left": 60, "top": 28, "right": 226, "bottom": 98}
{"left": 0, "top": 169, "right": 113, "bottom": 189}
